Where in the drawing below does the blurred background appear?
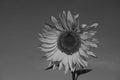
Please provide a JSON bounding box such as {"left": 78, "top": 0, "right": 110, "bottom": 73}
{"left": 0, "top": 0, "right": 120, "bottom": 80}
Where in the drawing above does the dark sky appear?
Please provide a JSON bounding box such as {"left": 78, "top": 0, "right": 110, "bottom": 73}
{"left": 0, "top": 0, "right": 120, "bottom": 80}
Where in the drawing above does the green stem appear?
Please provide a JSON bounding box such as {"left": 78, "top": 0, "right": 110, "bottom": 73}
{"left": 71, "top": 71, "right": 79, "bottom": 80}
{"left": 71, "top": 71, "right": 78, "bottom": 80}
{"left": 71, "top": 71, "right": 75, "bottom": 80}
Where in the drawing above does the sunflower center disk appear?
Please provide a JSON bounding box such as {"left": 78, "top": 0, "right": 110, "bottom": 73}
{"left": 58, "top": 31, "right": 81, "bottom": 55}
{"left": 62, "top": 33, "right": 76, "bottom": 48}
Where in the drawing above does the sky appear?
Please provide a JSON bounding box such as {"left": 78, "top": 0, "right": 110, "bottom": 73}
{"left": 0, "top": 0, "right": 120, "bottom": 80}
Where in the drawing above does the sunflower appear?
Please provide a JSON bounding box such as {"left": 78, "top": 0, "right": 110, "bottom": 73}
{"left": 39, "top": 11, "right": 99, "bottom": 74}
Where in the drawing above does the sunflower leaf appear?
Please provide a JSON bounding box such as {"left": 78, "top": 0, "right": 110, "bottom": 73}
{"left": 75, "top": 69, "right": 92, "bottom": 76}
{"left": 45, "top": 65, "right": 53, "bottom": 70}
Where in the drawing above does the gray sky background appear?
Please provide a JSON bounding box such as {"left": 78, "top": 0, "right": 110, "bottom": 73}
{"left": 0, "top": 0, "right": 120, "bottom": 80}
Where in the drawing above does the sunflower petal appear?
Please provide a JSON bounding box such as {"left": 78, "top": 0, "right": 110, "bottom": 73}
{"left": 72, "top": 52, "right": 78, "bottom": 65}
{"left": 47, "top": 49, "right": 64, "bottom": 61}
{"left": 91, "top": 38, "right": 99, "bottom": 44}
{"left": 80, "top": 58, "right": 88, "bottom": 67}
{"left": 67, "top": 11, "right": 74, "bottom": 30}
{"left": 45, "top": 48, "right": 57, "bottom": 57}
{"left": 53, "top": 65, "right": 56, "bottom": 70}
{"left": 73, "top": 53, "right": 82, "bottom": 67}
{"left": 38, "top": 33, "right": 43, "bottom": 37}
{"left": 48, "top": 61, "right": 52, "bottom": 66}
{"left": 74, "top": 52, "right": 85, "bottom": 67}
{"left": 67, "top": 11, "right": 74, "bottom": 24}
{"left": 42, "top": 32, "right": 58, "bottom": 38}
{"left": 74, "top": 14, "right": 79, "bottom": 19}
{"left": 51, "top": 16, "right": 63, "bottom": 31}
{"left": 68, "top": 55, "right": 74, "bottom": 71}
{"left": 81, "top": 24, "right": 87, "bottom": 28}
{"left": 87, "top": 51, "right": 96, "bottom": 58}
{"left": 43, "top": 29, "right": 58, "bottom": 35}
{"left": 79, "top": 48, "right": 88, "bottom": 58}
{"left": 42, "top": 42, "right": 57, "bottom": 48}
{"left": 40, "top": 45, "right": 56, "bottom": 52}
{"left": 57, "top": 51, "right": 66, "bottom": 61}
{"left": 80, "top": 33, "right": 88, "bottom": 40}
{"left": 59, "top": 62, "right": 63, "bottom": 70}
{"left": 39, "top": 37, "right": 57, "bottom": 43}
{"left": 59, "top": 11, "right": 69, "bottom": 30}
{"left": 47, "top": 50, "right": 59, "bottom": 61}
{"left": 65, "top": 63, "right": 69, "bottom": 74}
{"left": 44, "top": 24, "right": 53, "bottom": 30}
{"left": 83, "top": 23, "right": 98, "bottom": 31}
{"left": 82, "top": 41, "right": 98, "bottom": 48}
{"left": 62, "top": 55, "right": 69, "bottom": 74}
{"left": 40, "top": 32, "right": 56, "bottom": 40}
{"left": 77, "top": 57, "right": 85, "bottom": 67}
{"left": 90, "top": 23, "right": 98, "bottom": 28}
{"left": 80, "top": 31, "right": 96, "bottom": 40}
{"left": 81, "top": 44, "right": 89, "bottom": 50}
{"left": 43, "top": 34, "right": 58, "bottom": 39}
{"left": 44, "top": 23, "right": 56, "bottom": 30}
{"left": 74, "top": 20, "right": 81, "bottom": 32}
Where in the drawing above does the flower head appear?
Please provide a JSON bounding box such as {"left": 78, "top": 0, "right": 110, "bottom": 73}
{"left": 39, "top": 10, "right": 99, "bottom": 74}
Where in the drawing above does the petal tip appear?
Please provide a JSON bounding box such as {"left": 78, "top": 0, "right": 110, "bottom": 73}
{"left": 74, "top": 14, "right": 79, "bottom": 19}
{"left": 91, "top": 23, "right": 99, "bottom": 28}
{"left": 67, "top": 10, "right": 74, "bottom": 23}
{"left": 51, "top": 16, "right": 56, "bottom": 21}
